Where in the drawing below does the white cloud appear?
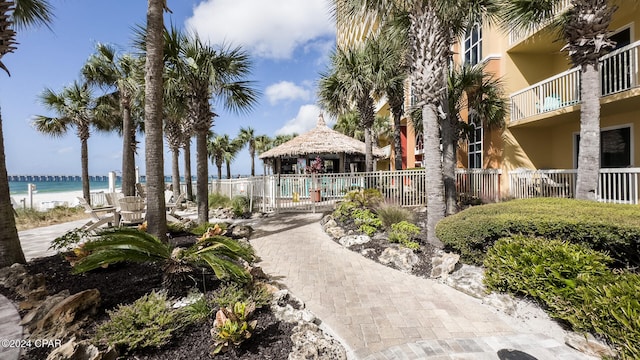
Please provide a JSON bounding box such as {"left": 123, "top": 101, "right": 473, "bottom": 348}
{"left": 265, "top": 81, "right": 311, "bottom": 105}
{"left": 185, "top": 0, "right": 335, "bottom": 59}
{"left": 276, "top": 104, "right": 335, "bottom": 135}
{"left": 57, "top": 147, "right": 73, "bottom": 154}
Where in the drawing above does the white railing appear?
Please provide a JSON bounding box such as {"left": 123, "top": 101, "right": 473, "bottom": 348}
{"left": 510, "top": 68, "right": 581, "bottom": 121}
{"left": 600, "top": 40, "right": 640, "bottom": 96}
{"left": 508, "top": 168, "right": 639, "bottom": 204}
{"left": 509, "top": 0, "right": 572, "bottom": 44}
{"left": 510, "top": 41, "right": 640, "bottom": 123}
{"left": 455, "top": 168, "right": 502, "bottom": 202}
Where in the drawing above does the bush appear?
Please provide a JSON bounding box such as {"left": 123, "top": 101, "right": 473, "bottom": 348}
{"left": 15, "top": 205, "right": 86, "bottom": 230}
{"left": 95, "top": 291, "right": 185, "bottom": 352}
{"left": 352, "top": 208, "right": 382, "bottom": 236}
{"left": 212, "top": 283, "right": 272, "bottom": 309}
{"left": 485, "top": 236, "right": 640, "bottom": 359}
{"left": 375, "top": 203, "right": 415, "bottom": 228}
{"left": 211, "top": 301, "right": 257, "bottom": 354}
{"left": 231, "top": 195, "right": 251, "bottom": 217}
{"left": 388, "top": 221, "right": 421, "bottom": 250}
{"left": 343, "top": 188, "right": 383, "bottom": 209}
{"left": 190, "top": 222, "right": 228, "bottom": 237}
{"left": 209, "top": 193, "right": 231, "bottom": 208}
{"left": 436, "top": 198, "right": 640, "bottom": 268}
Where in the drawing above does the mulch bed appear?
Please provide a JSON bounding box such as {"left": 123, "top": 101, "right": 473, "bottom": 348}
{"left": 0, "top": 233, "right": 294, "bottom": 360}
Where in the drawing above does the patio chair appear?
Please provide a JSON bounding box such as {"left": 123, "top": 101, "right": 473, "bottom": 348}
{"left": 135, "top": 183, "right": 146, "bottom": 199}
{"left": 105, "top": 192, "right": 124, "bottom": 208}
{"left": 77, "top": 197, "right": 118, "bottom": 232}
{"left": 166, "top": 192, "right": 185, "bottom": 222}
{"left": 118, "top": 196, "right": 145, "bottom": 226}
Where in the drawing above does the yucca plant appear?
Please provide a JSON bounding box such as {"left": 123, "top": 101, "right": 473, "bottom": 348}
{"left": 73, "top": 228, "right": 255, "bottom": 295}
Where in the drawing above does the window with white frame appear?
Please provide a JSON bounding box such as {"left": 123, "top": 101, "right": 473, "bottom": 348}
{"left": 468, "top": 117, "right": 483, "bottom": 169}
{"left": 575, "top": 125, "right": 632, "bottom": 168}
{"left": 464, "top": 24, "right": 482, "bottom": 66}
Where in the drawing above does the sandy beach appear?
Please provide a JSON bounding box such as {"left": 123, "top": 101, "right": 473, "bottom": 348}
{"left": 11, "top": 189, "right": 111, "bottom": 211}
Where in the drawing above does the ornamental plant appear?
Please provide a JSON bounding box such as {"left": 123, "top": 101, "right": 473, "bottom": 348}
{"left": 211, "top": 301, "right": 258, "bottom": 354}
{"left": 305, "top": 156, "right": 325, "bottom": 174}
{"left": 388, "top": 221, "right": 421, "bottom": 250}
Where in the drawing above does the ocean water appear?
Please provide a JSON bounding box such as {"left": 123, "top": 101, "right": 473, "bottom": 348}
{"left": 9, "top": 179, "right": 121, "bottom": 196}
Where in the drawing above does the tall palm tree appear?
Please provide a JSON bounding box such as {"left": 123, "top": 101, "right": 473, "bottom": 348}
{"left": 238, "top": 126, "right": 257, "bottom": 176}
{"left": 82, "top": 44, "right": 144, "bottom": 196}
{"left": 164, "top": 101, "right": 188, "bottom": 196}
{"left": 333, "top": 111, "right": 365, "bottom": 140}
{"left": 0, "top": 0, "right": 54, "bottom": 268}
{"left": 34, "top": 81, "right": 113, "bottom": 204}
{"left": 443, "top": 63, "right": 507, "bottom": 214}
{"left": 318, "top": 44, "right": 377, "bottom": 172}
{"left": 225, "top": 136, "right": 243, "bottom": 179}
{"left": 175, "top": 33, "right": 258, "bottom": 224}
{"left": 500, "top": 0, "right": 617, "bottom": 200}
{"left": 339, "top": 0, "right": 500, "bottom": 243}
{"left": 143, "top": 0, "right": 168, "bottom": 240}
{"left": 208, "top": 134, "right": 231, "bottom": 186}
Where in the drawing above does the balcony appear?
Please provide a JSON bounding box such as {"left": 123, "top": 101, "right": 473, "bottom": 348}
{"left": 508, "top": 0, "right": 571, "bottom": 45}
{"left": 510, "top": 40, "right": 640, "bottom": 123}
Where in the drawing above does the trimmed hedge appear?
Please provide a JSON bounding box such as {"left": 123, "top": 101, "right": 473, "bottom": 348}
{"left": 435, "top": 198, "right": 640, "bottom": 268}
{"left": 485, "top": 236, "right": 640, "bottom": 359}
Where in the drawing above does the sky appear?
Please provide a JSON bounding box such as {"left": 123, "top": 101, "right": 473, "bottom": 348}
{"left": 0, "top": 0, "right": 337, "bottom": 177}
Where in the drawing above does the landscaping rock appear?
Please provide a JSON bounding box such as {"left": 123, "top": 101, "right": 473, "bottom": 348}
{"left": 565, "top": 333, "right": 617, "bottom": 359}
{"left": 482, "top": 292, "right": 517, "bottom": 316}
{"left": 322, "top": 219, "right": 338, "bottom": 230}
{"left": 378, "top": 246, "right": 419, "bottom": 273}
{"left": 430, "top": 251, "right": 460, "bottom": 279}
{"left": 338, "top": 234, "right": 371, "bottom": 247}
{"left": 444, "top": 264, "right": 486, "bottom": 298}
{"left": 324, "top": 226, "right": 346, "bottom": 239}
{"left": 46, "top": 338, "right": 118, "bottom": 360}
{"left": 289, "top": 322, "right": 347, "bottom": 360}
{"left": 271, "top": 290, "right": 317, "bottom": 325}
{"left": 227, "top": 224, "right": 253, "bottom": 239}
{"left": 0, "top": 263, "right": 28, "bottom": 288}
{"left": 320, "top": 215, "right": 334, "bottom": 226}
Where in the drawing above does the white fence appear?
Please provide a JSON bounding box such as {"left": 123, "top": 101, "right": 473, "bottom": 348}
{"left": 509, "top": 168, "right": 640, "bottom": 204}
{"left": 455, "top": 168, "right": 502, "bottom": 202}
{"left": 510, "top": 41, "right": 640, "bottom": 122}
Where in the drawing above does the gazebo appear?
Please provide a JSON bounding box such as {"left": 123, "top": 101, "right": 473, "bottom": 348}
{"left": 260, "top": 113, "right": 386, "bottom": 174}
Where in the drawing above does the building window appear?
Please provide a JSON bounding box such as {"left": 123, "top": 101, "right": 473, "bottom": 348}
{"left": 464, "top": 24, "right": 482, "bottom": 66}
{"left": 575, "top": 126, "right": 632, "bottom": 168}
{"left": 468, "top": 119, "right": 483, "bottom": 169}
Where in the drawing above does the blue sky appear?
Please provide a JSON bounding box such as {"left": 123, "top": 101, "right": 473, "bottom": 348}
{"left": 0, "top": 0, "right": 336, "bottom": 177}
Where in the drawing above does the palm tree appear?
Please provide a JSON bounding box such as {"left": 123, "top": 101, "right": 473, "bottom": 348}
{"left": 82, "top": 44, "right": 144, "bottom": 196}
{"left": 0, "top": 0, "right": 54, "bottom": 268}
{"left": 143, "top": 0, "right": 168, "bottom": 240}
{"left": 500, "top": 0, "right": 617, "bottom": 200}
{"left": 443, "top": 63, "right": 507, "bottom": 214}
{"left": 174, "top": 33, "right": 258, "bottom": 224}
{"left": 34, "top": 81, "right": 113, "bottom": 204}
{"left": 164, "top": 101, "right": 188, "bottom": 196}
{"left": 339, "top": 0, "right": 500, "bottom": 243}
{"left": 333, "top": 111, "right": 365, "bottom": 140}
{"left": 272, "top": 134, "right": 296, "bottom": 147}
{"left": 238, "top": 127, "right": 258, "bottom": 176}
{"left": 318, "top": 44, "right": 377, "bottom": 172}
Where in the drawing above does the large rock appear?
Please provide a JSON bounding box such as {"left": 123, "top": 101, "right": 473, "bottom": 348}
{"left": 430, "top": 251, "right": 460, "bottom": 279}
{"left": 271, "top": 290, "right": 317, "bottom": 325}
{"left": 23, "top": 289, "right": 101, "bottom": 340}
{"left": 227, "top": 224, "right": 253, "bottom": 239}
{"left": 289, "top": 322, "right": 347, "bottom": 360}
{"left": 444, "top": 264, "right": 486, "bottom": 298}
{"left": 565, "top": 333, "right": 617, "bottom": 359}
{"left": 378, "top": 246, "right": 419, "bottom": 273}
{"left": 338, "top": 235, "right": 371, "bottom": 247}
{"left": 325, "top": 226, "right": 346, "bottom": 239}
{"left": 46, "top": 338, "right": 118, "bottom": 360}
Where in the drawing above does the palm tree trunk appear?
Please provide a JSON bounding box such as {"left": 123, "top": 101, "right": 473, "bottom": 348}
{"left": 171, "top": 147, "right": 181, "bottom": 196}
{"left": 184, "top": 139, "right": 193, "bottom": 201}
{"left": 423, "top": 103, "right": 446, "bottom": 243}
{"left": 196, "top": 130, "right": 209, "bottom": 223}
{"left": 364, "top": 128, "right": 373, "bottom": 172}
{"left": 121, "top": 104, "right": 136, "bottom": 196}
{"left": 393, "top": 111, "right": 403, "bottom": 170}
{"left": 80, "top": 135, "right": 91, "bottom": 205}
{"left": 575, "top": 64, "right": 600, "bottom": 200}
{"left": 226, "top": 160, "right": 231, "bottom": 179}
{"left": 0, "top": 110, "right": 26, "bottom": 267}
{"left": 441, "top": 115, "right": 458, "bottom": 215}
{"left": 250, "top": 149, "right": 255, "bottom": 177}
{"left": 144, "top": 0, "right": 167, "bottom": 240}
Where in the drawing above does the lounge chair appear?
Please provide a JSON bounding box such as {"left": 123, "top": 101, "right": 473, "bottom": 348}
{"left": 118, "top": 196, "right": 145, "bottom": 226}
{"left": 166, "top": 192, "right": 185, "bottom": 222}
{"left": 105, "top": 192, "right": 124, "bottom": 208}
{"left": 77, "top": 197, "right": 118, "bottom": 232}
{"left": 135, "top": 183, "right": 146, "bottom": 199}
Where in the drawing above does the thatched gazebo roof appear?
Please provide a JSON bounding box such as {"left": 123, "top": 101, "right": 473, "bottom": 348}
{"left": 259, "top": 113, "right": 386, "bottom": 159}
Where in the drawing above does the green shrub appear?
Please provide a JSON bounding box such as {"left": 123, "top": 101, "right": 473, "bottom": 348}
{"left": 484, "top": 236, "right": 611, "bottom": 306}
{"left": 375, "top": 204, "right": 415, "bottom": 228}
{"left": 190, "top": 222, "right": 228, "bottom": 236}
{"left": 209, "top": 193, "right": 231, "bottom": 208}
{"left": 212, "top": 283, "right": 272, "bottom": 309}
{"left": 50, "top": 228, "right": 91, "bottom": 252}
{"left": 95, "top": 291, "right": 185, "bottom": 352}
{"left": 485, "top": 236, "right": 640, "bottom": 359}
{"left": 343, "top": 188, "right": 383, "bottom": 209}
{"left": 388, "top": 221, "right": 421, "bottom": 250}
{"left": 182, "top": 293, "right": 213, "bottom": 323}
{"left": 231, "top": 195, "right": 250, "bottom": 217}
{"left": 352, "top": 208, "right": 382, "bottom": 236}
{"left": 436, "top": 198, "right": 640, "bottom": 267}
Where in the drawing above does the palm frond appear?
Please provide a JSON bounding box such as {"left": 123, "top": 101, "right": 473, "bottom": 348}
{"left": 12, "top": 0, "right": 54, "bottom": 30}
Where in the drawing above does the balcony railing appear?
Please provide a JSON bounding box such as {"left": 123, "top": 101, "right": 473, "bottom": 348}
{"left": 508, "top": 0, "right": 571, "bottom": 44}
{"left": 510, "top": 40, "right": 640, "bottom": 122}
